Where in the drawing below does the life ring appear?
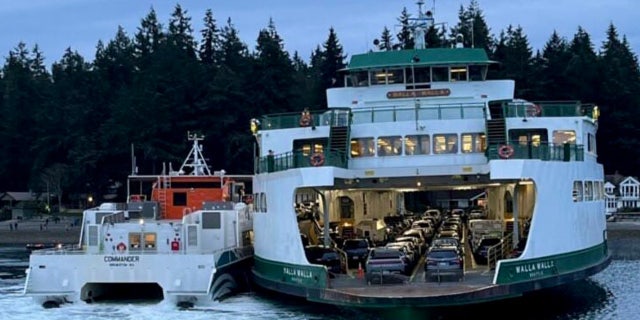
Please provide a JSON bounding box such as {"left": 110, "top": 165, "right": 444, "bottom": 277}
{"left": 116, "top": 242, "right": 126, "bottom": 253}
{"left": 309, "top": 153, "right": 325, "bottom": 166}
{"left": 183, "top": 207, "right": 192, "bottom": 216}
{"left": 526, "top": 104, "right": 541, "bottom": 117}
{"left": 498, "top": 145, "right": 514, "bottom": 159}
{"left": 299, "top": 113, "right": 312, "bottom": 127}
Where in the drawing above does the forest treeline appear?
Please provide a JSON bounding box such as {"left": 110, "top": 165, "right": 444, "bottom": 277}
{"left": 0, "top": 1, "right": 638, "bottom": 205}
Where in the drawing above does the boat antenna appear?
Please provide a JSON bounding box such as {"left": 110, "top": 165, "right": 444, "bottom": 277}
{"left": 408, "top": 0, "right": 435, "bottom": 49}
{"left": 179, "top": 132, "right": 212, "bottom": 176}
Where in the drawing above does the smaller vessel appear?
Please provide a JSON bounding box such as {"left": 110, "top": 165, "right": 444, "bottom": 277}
{"left": 23, "top": 133, "right": 253, "bottom": 309}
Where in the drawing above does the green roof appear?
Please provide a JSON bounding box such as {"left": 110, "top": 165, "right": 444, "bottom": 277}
{"left": 346, "top": 48, "right": 494, "bottom": 70}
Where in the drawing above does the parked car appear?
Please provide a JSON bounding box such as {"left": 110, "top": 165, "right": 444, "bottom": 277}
{"left": 365, "top": 247, "right": 410, "bottom": 283}
{"left": 424, "top": 246, "right": 464, "bottom": 282}
{"left": 401, "top": 229, "right": 428, "bottom": 254}
{"left": 304, "top": 245, "right": 343, "bottom": 274}
{"left": 385, "top": 242, "right": 417, "bottom": 267}
{"left": 431, "top": 236, "right": 464, "bottom": 255}
{"left": 473, "top": 237, "right": 503, "bottom": 265}
{"left": 342, "top": 238, "right": 372, "bottom": 268}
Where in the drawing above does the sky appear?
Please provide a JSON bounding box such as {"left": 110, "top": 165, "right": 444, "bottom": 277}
{"left": 0, "top": 0, "right": 637, "bottom": 67}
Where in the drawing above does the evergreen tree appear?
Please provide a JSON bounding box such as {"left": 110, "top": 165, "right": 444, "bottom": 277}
{"left": 396, "top": 7, "right": 414, "bottom": 50}
{"left": 378, "top": 27, "right": 394, "bottom": 51}
{"left": 167, "top": 4, "right": 196, "bottom": 57}
{"left": 312, "top": 27, "right": 346, "bottom": 108}
{"left": 565, "top": 27, "right": 599, "bottom": 102}
{"left": 450, "top": 1, "right": 492, "bottom": 51}
{"left": 597, "top": 24, "right": 640, "bottom": 175}
{"left": 536, "top": 31, "right": 571, "bottom": 100}
{"left": 199, "top": 9, "right": 220, "bottom": 66}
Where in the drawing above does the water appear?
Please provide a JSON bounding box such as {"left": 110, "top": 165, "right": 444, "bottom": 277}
{"left": 0, "top": 245, "right": 636, "bottom": 320}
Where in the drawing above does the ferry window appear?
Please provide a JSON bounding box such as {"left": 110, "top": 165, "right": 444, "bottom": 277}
{"left": 370, "top": 69, "right": 386, "bottom": 85}
{"left": 450, "top": 66, "right": 468, "bottom": 81}
{"left": 405, "top": 135, "right": 430, "bottom": 155}
{"left": 129, "top": 233, "right": 142, "bottom": 249}
{"left": 432, "top": 67, "right": 449, "bottom": 82}
{"left": 144, "top": 233, "right": 156, "bottom": 249}
{"left": 387, "top": 68, "right": 403, "bottom": 84}
{"left": 433, "top": 134, "right": 458, "bottom": 154}
{"left": 350, "top": 137, "right": 375, "bottom": 158}
{"left": 173, "top": 192, "right": 187, "bottom": 206}
{"left": 377, "top": 136, "right": 402, "bottom": 156}
{"left": 469, "top": 65, "right": 486, "bottom": 81}
{"left": 585, "top": 181, "right": 593, "bottom": 201}
{"left": 573, "top": 181, "right": 583, "bottom": 202}
{"left": 414, "top": 66, "right": 431, "bottom": 83}
{"left": 261, "top": 193, "right": 267, "bottom": 212}
{"left": 461, "top": 133, "right": 486, "bottom": 153}
{"left": 350, "top": 71, "right": 369, "bottom": 87}
{"left": 588, "top": 133, "right": 597, "bottom": 153}
{"left": 553, "top": 130, "right": 576, "bottom": 145}
{"left": 202, "top": 211, "right": 221, "bottom": 229}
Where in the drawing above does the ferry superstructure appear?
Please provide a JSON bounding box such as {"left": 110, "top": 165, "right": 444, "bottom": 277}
{"left": 248, "top": 1, "right": 610, "bottom": 308}
{"left": 24, "top": 133, "right": 254, "bottom": 309}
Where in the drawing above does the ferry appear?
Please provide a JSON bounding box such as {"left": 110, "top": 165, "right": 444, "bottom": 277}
{"left": 23, "top": 133, "right": 254, "bottom": 309}
{"left": 248, "top": 1, "right": 611, "bottom": 308}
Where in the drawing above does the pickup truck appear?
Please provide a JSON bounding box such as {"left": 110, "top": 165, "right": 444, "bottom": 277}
{"left": 364, "top": 247, "right": 410, "bottom": 284}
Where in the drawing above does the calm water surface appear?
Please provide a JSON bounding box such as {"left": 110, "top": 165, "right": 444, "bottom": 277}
{"left": 0, "top": 245, "right": 636, "bottom": 320}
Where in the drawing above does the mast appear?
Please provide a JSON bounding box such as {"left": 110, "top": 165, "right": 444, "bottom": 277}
{"left": 178, "top": 132, "right": 212, "bottom": 176}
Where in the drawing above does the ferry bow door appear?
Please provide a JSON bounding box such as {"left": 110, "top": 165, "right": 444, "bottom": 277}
{"left": 508, "top": 129, "right": 548, "bottom": 159}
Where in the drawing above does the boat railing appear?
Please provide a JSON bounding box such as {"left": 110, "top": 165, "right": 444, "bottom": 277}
{"left": 487, "top": 142, "right": 585, "bottom": 162}
{"left": 258, "top": 103, "right": 486, "bottom": 130}
{"left": 487, "top": 232, "right": 513, "bottom": 270}
{"left": 503, "top": 101, "right": 597, "bottom": 119}
{"left": 256, "top": 149, "right": 348, "bottom": 173}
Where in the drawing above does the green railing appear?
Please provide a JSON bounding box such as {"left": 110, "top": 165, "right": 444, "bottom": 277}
{"left": 258, "top": 103, "right": 485, "bottom": 130}
{"left": 256, "top": 149, "right": 348, "bottom": 173}
{"left": 487, "top": 142, "right": 584, "bottom": 161}
{"left": 503, "top": 101, "right": 597, "bottom": 119}
{"left": 255, "top": 101, "right": 597, "bottom": 131}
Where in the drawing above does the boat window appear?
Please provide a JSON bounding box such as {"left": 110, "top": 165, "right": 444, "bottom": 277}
{"left": 414, "top": 66, "right": 431, "bottom": 83}
{"left": 350, "top": 71, "right": 369, "bottom": 87}
{"left": 387, "top": 68, "right": 404, "bottom": 84}
{"left": 350, "top": 137, "right": 375, "bottom": 158}
{"left": 587, "top": 133, "right": 597, "bottom": 154}
{"left": 129, "top": 233, "right": 142, "bottom": 249}
{"left": 173, "top": 192, "right": 187, "bottom": 206}
{"left": 584, "top": 181, "right": 593, "bottom": 201}
{"left": 461, "top": 133, "right": 486, "bottom": 153}
{"left": 432, "top": 67, "right": 449, "bottom": 82}
{"left": 370, "top": 69, "right": 387, "bottom": 85}
{"left": 469, "top": 65, "right": 486, "bottom": 81}
{"left": 450, "top": 66, "right": 468, "bottom": 81}
{"left": 144, "top": 233, "right": 157, "bottom": 249}
{"left": 404, "top": 135, "right": 430, "bottom": 155}
{"left": 261, "top": 193, "right": 267, "bottom": 212}
{"left": 377, "top": 136, "right": 402, "bottom": 156}
{"left": 433, "top": 134, "right": 458, "bottom": 154}
{"left": 573, "top": 181, "right": 583, "bottom": 202}
{"left": 202, "top": 212, "right": 221, "bottom": 229}
{"left": 552, "top": 130, "right": 576, "bottom": 145}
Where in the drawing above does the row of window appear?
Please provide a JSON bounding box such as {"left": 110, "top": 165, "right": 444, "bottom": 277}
{"left": 346, "top": 65, "right": 489, "bottom": 87}
{"left": 129, "top": 232, "right": 157, "bottom": 250}
{"left": 573, "top": 180, "right": 604, "bottom": 202}
{"left": 350, "top": 133, "right": 486, "bottom": 157}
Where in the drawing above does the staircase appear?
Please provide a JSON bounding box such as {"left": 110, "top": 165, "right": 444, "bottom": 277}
{"left": 328, "top": 126, "right": 350, "bottom": 164}
{"left": 486, "top": 118, "right": 507, "bottom": 146}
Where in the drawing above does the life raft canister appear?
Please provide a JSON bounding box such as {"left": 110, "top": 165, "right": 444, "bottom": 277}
{"left": 309, "top": 153, "right": 325, "bottom": 166}
{"left": 498, "top": 144, "right": 514, "bottom": 159}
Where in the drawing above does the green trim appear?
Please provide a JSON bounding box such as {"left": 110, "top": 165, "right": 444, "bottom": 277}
{"left": 496, "top": 241, "right": 608, "bottom": 284}
{"left": 253, "top": 256, "right": 328, "bottom": 289}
